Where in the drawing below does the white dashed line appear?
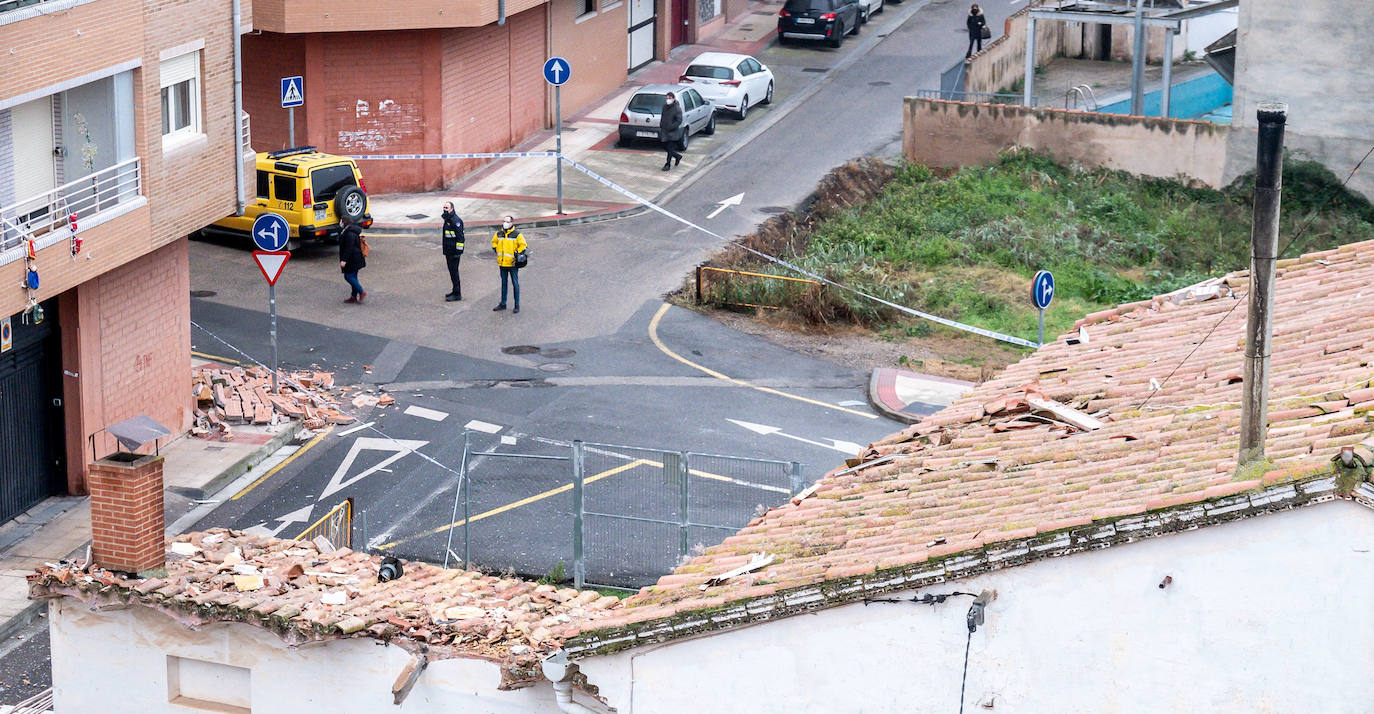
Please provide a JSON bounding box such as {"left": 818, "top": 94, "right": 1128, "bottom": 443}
{"left": 404, "top": 405, "right": 449, "bottom": 422}
{"left": 464, "top": 419, "right": 503, "bottom": 434}
{"left": 336, "top": 421, "right": 375, "bottom": 436}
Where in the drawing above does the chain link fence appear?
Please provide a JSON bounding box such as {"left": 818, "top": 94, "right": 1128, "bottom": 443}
{"left": 402, "top": 432, "right": 802, "bottom": 590}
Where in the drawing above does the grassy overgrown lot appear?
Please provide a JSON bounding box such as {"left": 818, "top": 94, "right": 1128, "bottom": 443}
{"left": 705, "top": 151, "right": 1374, "bottom": 349}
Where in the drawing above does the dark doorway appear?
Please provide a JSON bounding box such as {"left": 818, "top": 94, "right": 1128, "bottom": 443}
{"left": 0, "top": 301, "right": 65, "bottom": 524}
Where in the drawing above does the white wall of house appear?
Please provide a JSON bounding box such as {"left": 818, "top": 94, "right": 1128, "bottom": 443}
{"left": 48, "top": 600, "right": 585, "bottom": 713}
{"left": 578, "top": 502, "right": 1374, "bottom": 713}
{"left": 1226, "top": 0, "right": 1374, "bottom": 198}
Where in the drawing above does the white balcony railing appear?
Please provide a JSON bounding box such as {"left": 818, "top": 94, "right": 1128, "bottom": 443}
{"left": 241, "top": 111, "right": 253, "bottom": 157}
{"left": 0, "top": 157, "right": 143, "bottom": 258}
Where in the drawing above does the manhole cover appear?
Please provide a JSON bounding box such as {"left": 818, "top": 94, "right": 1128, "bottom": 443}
{"left": 868, "top": 81, "right": 891, "bottom": 87}
{"left": 751, "top": 10, "right": 773, "bottom": 15}
{"left": 802, "top": 67, "right": 829, "bottom": 73}
{"left": 760, "top": 206, "right": 789, "bottom": 215}
{"left": 538, "top": 362, "right": 574, "bottom": 373}
{"left": 190, "top": 290, "right": 217, "bottom": 298}
{"left": 502, "top": 345, "right": 540, "bottom": 355}
{"left": 406, "top": 213, "right": 429, "bottom": 220}
{"left": 740, "top": 25, "right": 754, "bottom": 31}
{"left": 522, "top": 230, "right": 553, "bottom": 241}
{"left": 539, "top": 347, "right": 576, "bottom": 359}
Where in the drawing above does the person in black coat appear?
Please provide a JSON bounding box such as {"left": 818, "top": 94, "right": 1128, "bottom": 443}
{"left": 659, "top": 91, "right": 684, "bottom": 171}
{"left": 966, "top": 4, "right": 988, "bottom": 57}
{"left": 338, "top": 217, "right": 367, "bottom": 304}
{"left": 440, "top": 201, "right": 465, "bottom": 302}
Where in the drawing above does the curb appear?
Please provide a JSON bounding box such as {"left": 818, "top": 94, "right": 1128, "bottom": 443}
{"left": 867, "top": 368, "right": 922, "bottom": 425}
{"left": 0, "top": 598, "right": 45, "bottom": 643}
{"left": 167, "top": 423, "right": 299, "bottom": 501}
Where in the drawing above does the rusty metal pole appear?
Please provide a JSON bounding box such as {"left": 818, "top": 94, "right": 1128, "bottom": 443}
{"left": 695, "top": 266, "right": 703, "bottom": 304}
{"left": 1238, "top": 102, "right": 1287, "bottom": 466}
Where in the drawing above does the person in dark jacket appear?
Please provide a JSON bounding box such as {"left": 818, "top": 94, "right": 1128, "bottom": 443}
{"left": 339, "top": 217, "right": 366, "bottom": 304}
{"left": 440, "top": 201, "right": 465, "bottom": 302}
{"left": 659, "top": 91, "right": 684, "bottom": 171}
{"left": 966, "top": 4, "right": 988, "bottom": 57}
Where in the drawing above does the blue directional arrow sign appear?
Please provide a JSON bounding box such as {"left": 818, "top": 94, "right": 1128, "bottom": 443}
{"left": 252, "top": 213, "right": 291, "bottom": 252}
{"left": 281, "top": 76, "right": 304, "bottom": 108}
{"left": 1031, "top": 270, "right": 1055, "bottom": 310}
{"left": 542, "top": 57, "right": 571, "bottom": 86}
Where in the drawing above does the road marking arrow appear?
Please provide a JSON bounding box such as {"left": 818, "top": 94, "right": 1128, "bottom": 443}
{"left": 706, "top": 192, "right": 744, "bottom": 219}
{"left": 321, "top": 436, "right": 429, "bottom": 499}
{"left": 243, "top": 504, "right": 315, "bottom": 538}
{"left": 727, "top": 419, "right": 862, "bottom": 455}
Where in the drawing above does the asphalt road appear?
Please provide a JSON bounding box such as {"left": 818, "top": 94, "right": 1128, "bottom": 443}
{"left": 187, "top": 0, "right": 1015, "bottom": 588}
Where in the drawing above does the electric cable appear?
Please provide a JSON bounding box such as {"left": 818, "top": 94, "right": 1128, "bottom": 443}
{"left": 1134, "top": 142, "right": 1374, "bottom": 410}
{"left": 958, "top": 626, "right": 973, "bottom": 714}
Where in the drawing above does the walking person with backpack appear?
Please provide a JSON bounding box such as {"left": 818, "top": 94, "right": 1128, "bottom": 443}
{"left": 441, "top": 201, "right": 465, "bottom": 302}
{"left": 491, "top": 215, "right": 527, "bottom": 314}
{"left": 339, "top": 215, "right": 367, "bottom": 304}
{"left": 966, "top": 3, "right": 989, "bottom": 57}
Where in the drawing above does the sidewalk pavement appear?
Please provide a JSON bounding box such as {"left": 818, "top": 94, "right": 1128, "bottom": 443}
{"left": 0, "top": 412, "right": 298, "bottom": 641}
{"left": 365, "top": 0, "right": 783, "bottom": 235}
{"left": 868, "top": 367, "right": 974, "bottom": 423}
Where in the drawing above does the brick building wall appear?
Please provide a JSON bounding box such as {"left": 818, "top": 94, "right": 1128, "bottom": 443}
{"left": 241, "top": 33, "right": 306, "bottom": 153}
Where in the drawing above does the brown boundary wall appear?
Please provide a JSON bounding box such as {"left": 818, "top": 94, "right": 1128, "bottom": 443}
{"left": 903, "top": 98, "right": 1230, "bottom": 187}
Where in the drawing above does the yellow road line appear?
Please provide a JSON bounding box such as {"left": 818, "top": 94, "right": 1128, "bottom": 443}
{"left": 231, "top": 426, "right": 333, "bottom": 501}
{"left": 648, "top": 302, "right": 877, "bottom": 419}
{"left": 377, "top": 459, "right": 653, "bottom": 550}
{"left": 192, "top": 350, "right": 244, "bottom": 366}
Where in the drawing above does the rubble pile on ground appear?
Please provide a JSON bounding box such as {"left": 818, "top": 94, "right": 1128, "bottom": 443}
{"left": 192, "top": 366, "right": 365, "bottom": 439}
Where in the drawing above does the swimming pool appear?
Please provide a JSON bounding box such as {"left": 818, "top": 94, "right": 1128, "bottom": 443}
{"left": 1097, "top": 71, "right": 1233, "bottom": 123}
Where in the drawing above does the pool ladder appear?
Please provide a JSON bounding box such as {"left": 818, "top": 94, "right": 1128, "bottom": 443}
{"left": 1065, "top": 84, "right": 1098, "bottom": 111}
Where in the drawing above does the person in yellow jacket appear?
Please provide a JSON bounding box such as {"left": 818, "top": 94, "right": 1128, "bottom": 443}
{"left": 491, "top": 215, "right": 527, "bottom": 313}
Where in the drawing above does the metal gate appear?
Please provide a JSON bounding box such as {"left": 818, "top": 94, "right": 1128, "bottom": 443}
{"left": 628, "top": 0, "right": 656, "bottom": 71}
{"left": 0, "top": 305, "right": 64, "bottom": 524}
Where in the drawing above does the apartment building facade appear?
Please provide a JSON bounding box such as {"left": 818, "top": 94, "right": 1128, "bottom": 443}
{"left": 0, "top": 0, "right": 250, "bottom": 520}
{"left": 240, "top": 0, "right": 689, "bottom": 193}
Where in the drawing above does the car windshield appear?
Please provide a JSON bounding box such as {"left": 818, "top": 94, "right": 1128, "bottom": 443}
{"left": 783, "top": 0, "right": 827, "bottom": 10}
{"left": 311, "top": 164, "right": 358, "bottom": 202}
{"left": 685, "top": 65, "right": 732, "bottom": 80}
{"left": 627, "top": 93, "right": 666, "bottom": 113}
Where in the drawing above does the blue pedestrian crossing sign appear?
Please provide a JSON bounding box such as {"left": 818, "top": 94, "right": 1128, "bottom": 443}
{"left": 542, "top": 57, "right": 571, "bottom": 86}
{"left": 1031, "top": 270, "right": 1055, "bottom": 310}
{"left": 281, "top": 76, "right": 304, "bottom": 108}
{"left": 252, "top": 213, "right": 291, "bottom": 252}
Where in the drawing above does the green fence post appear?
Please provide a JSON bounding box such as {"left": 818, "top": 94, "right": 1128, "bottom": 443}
{"left": 678, "top": 451, "right": 691, "bottom": 562}
{"left": 572, "top": 440, "right": 585, "bottom": 590}
{"left": 463, "top": 430, "right": 471, "bottom": 571}
{"left": 789, "top": 461, "right": 804, "bottom": 495}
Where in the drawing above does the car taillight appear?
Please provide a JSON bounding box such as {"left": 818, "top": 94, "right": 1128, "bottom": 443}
{"left": 779, "top": 9, "right": 790, "bottom": 16}
{"left": 358, "top": 178, "right": 367, "bottom": 193}
{"left": 620, "top": 112, "right": 629, "bottom": 123}
{"left": 302, "top": 188, "right": 313, "bottom": 205}
{"left": 820, "top": 11, "right": 835, "bottom": 19}
{"left": 722, "top": 80, "right": 741, "bottom": 86}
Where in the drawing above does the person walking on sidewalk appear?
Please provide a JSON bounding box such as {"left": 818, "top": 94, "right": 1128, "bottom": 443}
{"left": 441, "top": 201, "right": 465, "bottom": 302}
{"left": 659, "top": 91, "right": 684, "bottom": 171}
{"left": 491, "top": 215, "right": 527, "bottom": 314}
{"left": 339, "top": 216, "right": 367, "bottom": 304}
{"left": 966, "top": 4, "right": 988, "bottom": 57}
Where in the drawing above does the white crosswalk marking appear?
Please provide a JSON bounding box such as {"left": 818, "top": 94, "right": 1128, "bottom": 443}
{"left": 464, "top": 419, "right": 503, "bottom": 433}
{"left": 404, "top": 405, "right": 449, "bottom": 422}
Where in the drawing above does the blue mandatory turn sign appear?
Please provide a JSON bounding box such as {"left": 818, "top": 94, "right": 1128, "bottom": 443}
{"left": 252, "top": 213, "right": 291, "bottom": 252}
{"left": 542, "top": 57, "right": 571, "bottom": 86}
{"left": 1031, "top": 270, "right": 1056, "bottom": 310}
{"left": 281, "top": 76, "right": 304, "bottom": 108}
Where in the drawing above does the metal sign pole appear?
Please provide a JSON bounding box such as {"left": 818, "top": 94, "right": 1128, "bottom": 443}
{"left": 288, "top": 106, "right": 295, "bottom": 147}
{"left": 555, "top": 85, "right": 564, "bottom": 215}
{"left": 270, "top": 282, "right": 279, "bottom": 392}
{"left": 1038, "top": 307, "right": 1044, "bottom": 347}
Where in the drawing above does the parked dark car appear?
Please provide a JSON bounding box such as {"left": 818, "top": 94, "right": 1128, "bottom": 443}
{"left": 778, "top": 0, "right": 860, "bottom": 48}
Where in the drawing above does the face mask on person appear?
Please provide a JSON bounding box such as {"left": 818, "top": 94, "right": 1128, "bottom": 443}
{"left": 502, "top": 221, "right": 512, "bottom": 229}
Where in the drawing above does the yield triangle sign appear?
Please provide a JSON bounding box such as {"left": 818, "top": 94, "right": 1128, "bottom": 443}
{"left": 253, "top": 250, "right": 290, "bottom": 286}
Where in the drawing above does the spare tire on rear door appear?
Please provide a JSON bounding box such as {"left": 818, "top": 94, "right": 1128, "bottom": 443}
{"left": 336, "top": 185, "right": 368, "bottom": 223}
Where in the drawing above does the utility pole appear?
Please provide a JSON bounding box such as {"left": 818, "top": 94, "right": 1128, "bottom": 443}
{"left": 1238, "top": 102, "right": 1287, "bottom": 466}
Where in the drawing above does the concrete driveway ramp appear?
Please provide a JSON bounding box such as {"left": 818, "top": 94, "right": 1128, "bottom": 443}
{"left": 868, "top": 368, "right": 973, "bottom": 424}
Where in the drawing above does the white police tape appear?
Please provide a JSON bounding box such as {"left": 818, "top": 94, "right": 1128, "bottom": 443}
{"left": 346, "top": 152, "right": 559, "bottom": 161}
{"left": 559, "top": 156, "right": 1042, "bottom": 349}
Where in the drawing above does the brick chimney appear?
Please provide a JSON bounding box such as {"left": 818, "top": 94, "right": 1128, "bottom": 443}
{"left": 88, "top": 452, "right": 166, "bottom": 574}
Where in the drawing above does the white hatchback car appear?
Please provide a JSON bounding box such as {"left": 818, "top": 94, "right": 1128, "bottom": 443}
{"left": 679, "top": 52, "right": 775, "bottom": 120}
{"left": 856, "top": 0, "right": 884, "bottom": 24}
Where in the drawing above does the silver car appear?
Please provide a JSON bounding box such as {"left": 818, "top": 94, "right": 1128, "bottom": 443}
{"left": 616, "top": 84, "right": 717, "bottom": 149}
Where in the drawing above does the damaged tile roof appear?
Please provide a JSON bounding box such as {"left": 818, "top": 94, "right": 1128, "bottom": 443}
{"left": 571, "top": 240, "right": 1374, "bottom": 645}
{"left": 28, "top": 529, "right": 622, "bottom": 687}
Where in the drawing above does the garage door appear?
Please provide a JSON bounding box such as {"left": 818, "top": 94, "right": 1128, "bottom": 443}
{"left": 0, "top": 307, "right": 64, "bottom": 525}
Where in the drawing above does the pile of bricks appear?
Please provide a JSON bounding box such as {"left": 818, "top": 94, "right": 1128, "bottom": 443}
{"left": 192, "top": 366, "right": 357, "bottom": 439}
